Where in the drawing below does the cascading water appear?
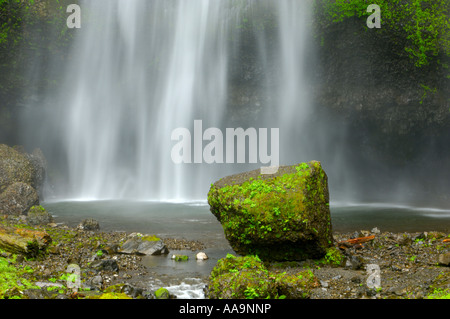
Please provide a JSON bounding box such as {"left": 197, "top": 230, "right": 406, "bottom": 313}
{"left": 23, "top": 0, "right": 315, "bottom": 201}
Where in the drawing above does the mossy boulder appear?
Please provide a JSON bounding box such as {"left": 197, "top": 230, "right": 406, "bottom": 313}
{"left": 206, "top": 255, "right": 278, "bottom": 299}
{"left": 154, "top": 287, "right": 170, "bottom": 299}
{"left": 208, "top": 161, "right": 333, "bottom": 261}
{"left": 26, "top": 205, "right": 54, "bottom": 226}
{"left": 206, "top": 254, "right": 319, "bottom": 299}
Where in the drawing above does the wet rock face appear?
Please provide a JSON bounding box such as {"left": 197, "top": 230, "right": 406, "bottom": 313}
{"left": 0, "top": 182, "right": 39, "bottom": 215}
{"left": 0, "top": 145, "right": 35, "bottom": 193}
{"left": 208, "top": 161, "right": 334, "bottom": 261}
{"left": 0, "top": 144, "right": 47, "bottom": 216}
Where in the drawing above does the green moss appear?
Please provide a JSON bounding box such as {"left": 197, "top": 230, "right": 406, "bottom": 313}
{"left": 207, "top": 254, "right": 319, "bottom": 299}
{"left": 208, "top": 255, "right": 278, "bottom": 299}
{"left": 316, "top": 0, "right": 449, "bottom": 68}
{"left": 98, "top": 292, "right": 132, "bottom": 299}
{"left": 427, "top": 288, "right": 450, "bottom": 299}
{"left": 104, "top": 284, "right": 125, "bottom": 294}
{"left": 320, "top": 247, "right": 345, "bottom": 266}
{"left": 274, "top": 269, "right": 318, "bottom": 299}
{"left": 208, "top": 161, "right": 333, "bottom": 261}
{"left": 141, "top": 235, "right": 160, "bottom": 241}
{"left": 155, "top": 287, "right": 170, "bottom": 299}
{"left": 0, "top": 256, "right": 38, "bottom": 299}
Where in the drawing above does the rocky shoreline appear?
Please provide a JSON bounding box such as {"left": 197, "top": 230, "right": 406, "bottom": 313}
{"left": 0, "top": 213, "right": 448, "bottom": 300}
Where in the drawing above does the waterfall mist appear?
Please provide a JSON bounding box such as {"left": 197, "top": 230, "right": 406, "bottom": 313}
{"left": 19, "top": 0, "right": 319, "bottom": 201}
{"left": 17, "top": 0, "right": 449, "bottom": 207}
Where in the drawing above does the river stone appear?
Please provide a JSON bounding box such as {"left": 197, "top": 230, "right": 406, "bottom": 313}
{"left": 77, "top": 218, "right": 100, "bottom": 231}
{"left": 119, "top": 236, "right": 169, "bottom": 255}
{"left": 90, "top": 259, "right": 119, "bottom": 272}
{"left": 196, "top": 252, "right": 208, "bottom": 260}
{"left": 0, "top": 182, "right": 39, "bottom": 215}
{"left": 208, "top": 161, "right": 333, "bottom": 261}
{"left": 438, "top": 253, "right": 450, "bottom": 266}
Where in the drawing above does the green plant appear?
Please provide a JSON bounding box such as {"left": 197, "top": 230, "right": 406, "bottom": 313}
{"left": 0, "top": 256, "right": 38, "bottom": 298}
{"left": 317, "top": 0, "right": 449, "bottom": 67}
{"left": 244, "top": 287, "right": 260, "bottom": 299}
{"left": 321, "top": 247, "right": 345, "bottom": 266}
{"left": 427, "top": 288, "right": 450, "bottom": 299}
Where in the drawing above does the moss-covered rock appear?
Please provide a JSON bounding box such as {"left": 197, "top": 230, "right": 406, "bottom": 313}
{"left": 26, "top": 205, "right": 54, "bottom": 226}
{"left": 208, "top": 161, "right": 333, "bottom": 261}
{"left": 155, "top": 287, "right": 170, "bottom": 299}
{"left": 206, "top": 254, "right": 278, "bottom": 299}
{"left": 273, "top": 269, "right": 319, "bottom": 299}
{"left": 206, "top": 254, "right": 319, "bottom": 299}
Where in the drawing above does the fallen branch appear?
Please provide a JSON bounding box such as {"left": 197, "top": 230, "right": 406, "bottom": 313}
{"left": 443, "top": 239, "right": 450, "bottom": 243}
{"left": 338, "top": 235, "right": 375, "bottom": 249}
{"left": 0, "top": 225, "right": 51, "bottom": 257}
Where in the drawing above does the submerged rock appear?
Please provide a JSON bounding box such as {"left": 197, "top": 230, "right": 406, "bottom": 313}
{"left": 208, "top": 161, "right": 333, "bottom": 261}
{"left": 77, "top": 218, "right": 100, "bottom": 231}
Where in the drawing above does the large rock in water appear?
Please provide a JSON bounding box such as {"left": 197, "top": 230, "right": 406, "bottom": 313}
{"left": 208, "top": 161, "right": 333, "bottom": 261}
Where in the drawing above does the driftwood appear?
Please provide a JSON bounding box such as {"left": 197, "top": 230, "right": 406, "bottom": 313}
{"left": 338, "top": 235, "right": 375, "bottom": 249}
{"left": 0, "top": 225, "right": 51, "bottom": 257}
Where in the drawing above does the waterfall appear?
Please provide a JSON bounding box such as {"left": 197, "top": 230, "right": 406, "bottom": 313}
{"left": 23, "top": 0, "right": 314, "bottom": 201}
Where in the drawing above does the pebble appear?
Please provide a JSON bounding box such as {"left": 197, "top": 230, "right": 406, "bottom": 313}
{"left": 438, "top": 253, "right": 450, "bottom": 266}
{"left": 196, "top": 252, "right": 208, "bottom": 260}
